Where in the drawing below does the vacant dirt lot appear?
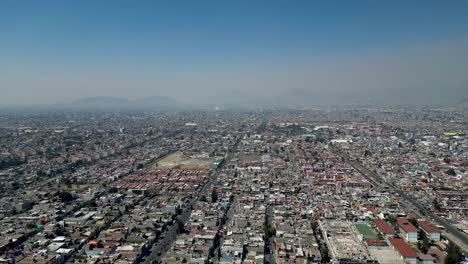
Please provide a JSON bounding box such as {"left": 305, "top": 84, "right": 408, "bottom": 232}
{"left": 153, "top": 151, "right": 213, "bottom": 170}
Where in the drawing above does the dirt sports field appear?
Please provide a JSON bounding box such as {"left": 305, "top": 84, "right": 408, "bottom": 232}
{"left": 152, "top": 151, "right": 213, "bottom": 170}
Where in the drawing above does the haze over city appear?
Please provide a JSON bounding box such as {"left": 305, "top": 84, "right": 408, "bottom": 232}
{"left": 1, "top": 1, "right": 468, "bottom": 107}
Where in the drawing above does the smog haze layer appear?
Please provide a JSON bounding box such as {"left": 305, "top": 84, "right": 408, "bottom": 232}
{"left": 1, "top": 1, "right": 468, "bottom": 107}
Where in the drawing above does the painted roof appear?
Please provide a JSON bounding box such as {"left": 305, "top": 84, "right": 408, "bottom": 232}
{"left": 374, "top": 219, "right": 395, "bottom": 234}
{"left": 417, "top": 220, "right": 441, "bottom": 233}
{"left": 397, "top": 218, "right": 418, "bottom": 232}
{"left": 389, "top": 238, "right": 418, "bottom": 258}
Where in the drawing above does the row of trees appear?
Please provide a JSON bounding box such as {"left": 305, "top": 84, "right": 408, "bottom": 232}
{"left": 445, "top": 241, "right": 463, "bottom": 264}
{"left": 199, "top": 190, "right": 219, "bottom": 203}
{"left": 0, "top": 156, "right": 27, "bottom": 170}
{"left": 263, "top": 224, "right": 276, "bottom": 237}
{"left": 310, "top": 220, "right": 331, "bottom": 262}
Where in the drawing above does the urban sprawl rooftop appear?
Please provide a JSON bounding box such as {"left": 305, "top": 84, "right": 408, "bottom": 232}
{"left": 0, "top": 108, "right": 466, "bottom": 264}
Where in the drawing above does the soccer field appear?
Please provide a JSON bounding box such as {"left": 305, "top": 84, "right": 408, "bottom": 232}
{"left": 354, "top": 223, "right": 378, "bottom": 240}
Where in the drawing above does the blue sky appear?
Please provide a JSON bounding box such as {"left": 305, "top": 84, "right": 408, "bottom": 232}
{"left": 1, "top": 1, "right": 468, "bottom": 105}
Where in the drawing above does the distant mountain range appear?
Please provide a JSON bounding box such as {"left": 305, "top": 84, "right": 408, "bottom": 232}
{"left": 1, "top": 95, "right": 467, "bottom": 111}
{"left": 451, "top": 98, "right": 468, "bottom": 109}
{"left": 67, "top": 96, "right": 182, "bottom": 110}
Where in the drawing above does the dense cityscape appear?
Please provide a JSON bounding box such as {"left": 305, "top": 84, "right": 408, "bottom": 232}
{"left": 0, "top": 107, "right": 466, "bottom": 264}
{"left": 2, "top": 2, "right": 468, "bottom": 264}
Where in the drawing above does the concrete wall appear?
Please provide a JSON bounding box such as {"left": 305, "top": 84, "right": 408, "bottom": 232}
{"left": 427, "top": 232, "right": 440, "bottom": 241}
{"left": 404, "top": 231, "right": 418, "bottom": 242}
{"left": 405, "top": 256, "right": 417, "bottom": 264}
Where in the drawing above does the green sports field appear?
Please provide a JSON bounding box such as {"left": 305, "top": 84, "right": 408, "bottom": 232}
{"left": 354, "top": 223, "right": 378, "bottom": 240}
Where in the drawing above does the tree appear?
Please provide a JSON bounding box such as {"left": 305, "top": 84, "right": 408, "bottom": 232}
{"left": 22, "top": 201, "right": 35, "bottom": 210}
{"left": 108, "top": 187, "right": 118, "bottom": 193}
{"left": 59, "top": 191, "right": 73, "bottom": 202}
{"left": 0, "top": 156, "right": 26, "bottom": 170}
{"left": 377, "top": 232, "right": 384, "bottom": 241}
{"left": 176, "top": 219, "right": 186, "bottom": 234}
{"left": 44, "top": 233, "right": 55, "bottom": 239}
{"left": 11, "top": 181, "right": 21, "bottom": 190}
{"left": 418, "top": 230, "right": 430, "bottom": 253}
{"left": 364, "top": 149, "right": 372, "bottom": 157}
{"left": 176, "top": 206, "right": 182, "bottom": 215}
{"left": 387, "top": 214, "right": 397, "bottom": 227}
{"left": 386, "top": 214, "right": 397, "bottom": 227}
{"left": 211, "top": 190, "right": 218, "bottom": 203}
{"left": 200, "top": 195, "right": 207, "bottom": 202}
{"left": 320, "top": 244, "right": 330, "bottom": 262}
{"left": 85, "top": 200, "right": 97, "bottom": 207}
{"left": 310, "top": 221, "right": 319, "bottom": 232}
{"left": 62, "top": 177, "right": 72, "bottom": 187}
{"left": 446, "top": 168, "right": 456, "bottom": 176}
{"left": 264, "top": 225, "right": 276, "bottom": 237}
{"left": 445, "top": 241, "right": 462, "bottom": 264}
{"left": 26, "top": 223, "right": 36, "bottom": 229}
{"left": 433, "top": 199, "right": 441, "bottom": 211}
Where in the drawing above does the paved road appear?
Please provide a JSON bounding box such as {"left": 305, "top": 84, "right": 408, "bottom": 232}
{"left": 318, "top": 220, "right": 337, "bottom": 261}
{"left": 143, "top": 207, "right": 192, "bottom": 264}
{"left": 144, "top": 137, "right": 242, "bottom": 263}
{"left": 209, "top": 195, "right": 237, "bottom": 262}
{"left": 143, "top": 171, "right": 216, "bottom": 264}
{"left": 264, "top": 205, "right": 275, "bottom": 264}
{"left": 335, "top": 149, "right": 468, "bottom": 252}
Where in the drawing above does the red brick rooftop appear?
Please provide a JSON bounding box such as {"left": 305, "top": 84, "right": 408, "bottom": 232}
{"left": 397, "top": 218, "right": 418, "bottom": 232}
{"left": 418, "top": 220, "right": 441, "bottom": 233}
{"left": 389, "top": 238, "right": 418, "bottom": 258}
{"left": 373, "top": 219, "right": 395, "bottom": 234}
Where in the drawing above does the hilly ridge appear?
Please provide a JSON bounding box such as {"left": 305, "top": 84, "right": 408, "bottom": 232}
{"left": 70, "top": 96, "right": 181, "bottom": 110}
